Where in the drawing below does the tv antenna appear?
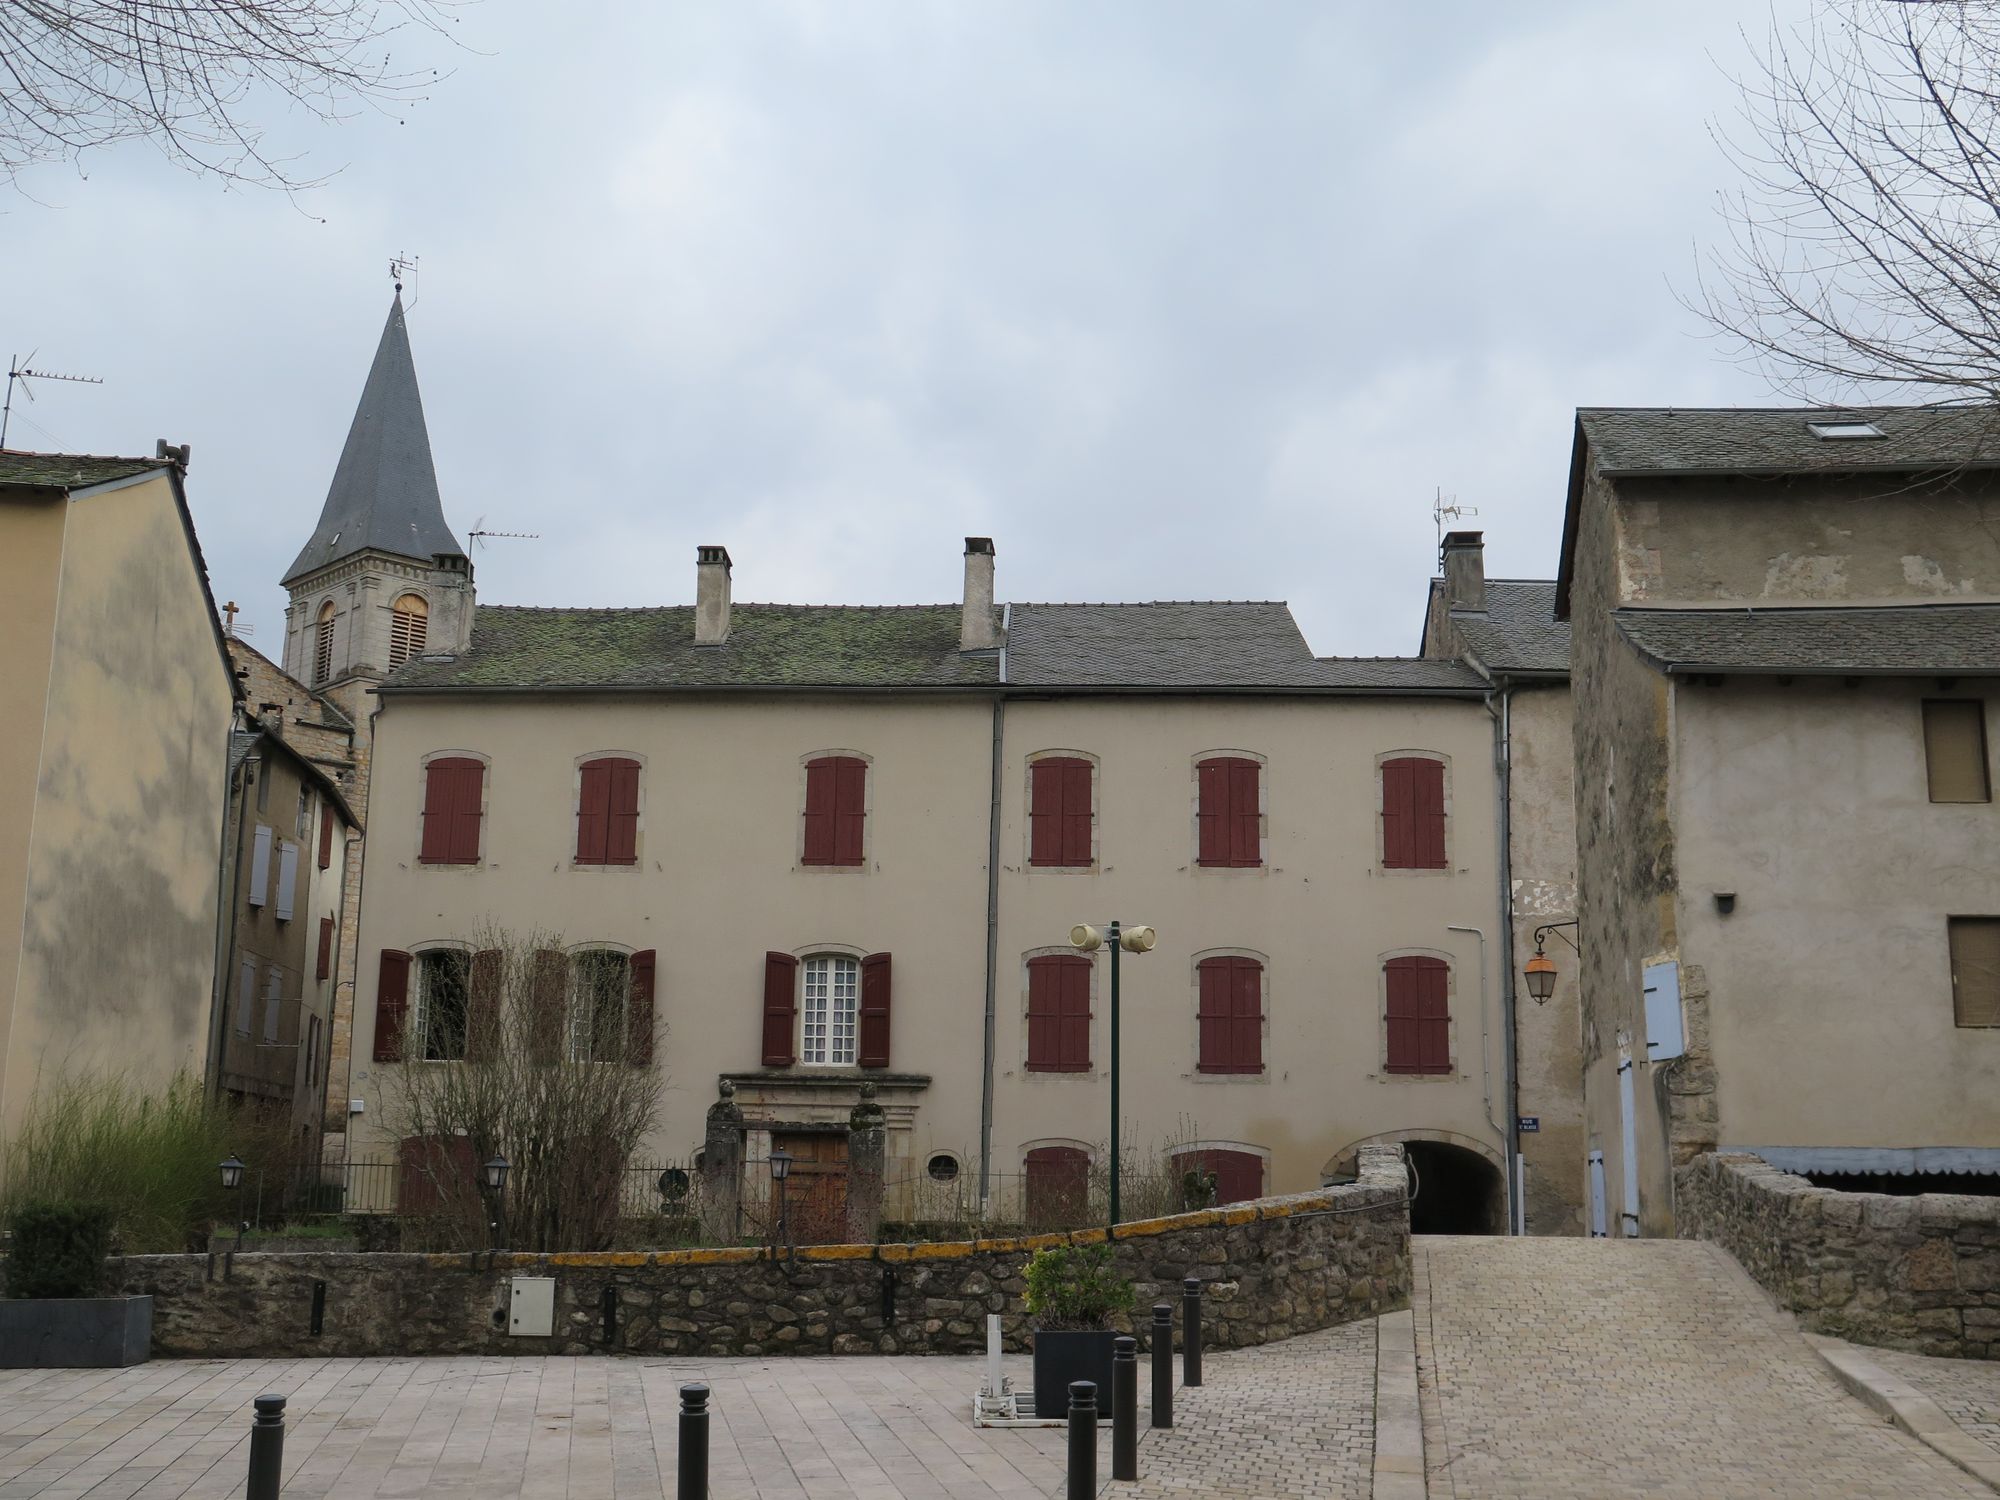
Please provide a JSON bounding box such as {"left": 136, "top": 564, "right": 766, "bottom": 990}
{"left": 1434, "top": 486, "right": 1479, "bottom": 560}
{"left": 467, "top": 515, "right": 539, "bottom": 551}
{"left": 3, "top": 353, "right": 104, "bottom": 448}
{"left": 390, "top": 252, "right": 421, "bottom": 309}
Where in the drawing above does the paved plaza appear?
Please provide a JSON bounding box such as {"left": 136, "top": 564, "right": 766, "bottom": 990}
{"left": 1412, "top": 1234, "right": 1991, "bottom": 1499}
{"left": 0, "top": 1322, "right": 1383, "bottom": 1500}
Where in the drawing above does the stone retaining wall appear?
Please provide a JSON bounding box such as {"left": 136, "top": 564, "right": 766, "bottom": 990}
{"left": 74, "top": 1146, "right": 1407, "bottom": 1359}
{"left": 1679, "top": 1151, "right": 2000, "bottom": 1358}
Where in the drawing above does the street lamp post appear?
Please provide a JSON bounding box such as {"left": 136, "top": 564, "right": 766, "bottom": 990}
{"left": 483, "top": 1154, "right": 510, "bottom": 1251}
{"left": 768, "top": 1147, "right": 793, "bottom": 1263}
{"left": 1069, "top": 921, "right": 1155, "bottom": 1229}
{"left": 219, "top": 1155, "right": 247, "bottom": 1252}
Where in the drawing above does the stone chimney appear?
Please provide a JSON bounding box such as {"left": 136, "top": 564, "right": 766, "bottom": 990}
{"left": 695, "top": 545, "right": 732, "bottom": 645}
{"left": 961, "top": 537, "right": 998, "bottom": 651}
{"left": 1442, "top": 530, "right": 1486, "bottom": 613}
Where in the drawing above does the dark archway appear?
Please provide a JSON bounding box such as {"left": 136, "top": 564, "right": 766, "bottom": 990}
{"left": 1406, "top": 1139, "right": 1506, "bottom": 1234}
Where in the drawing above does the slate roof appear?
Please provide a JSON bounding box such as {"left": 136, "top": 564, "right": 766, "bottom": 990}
{"left": 1614, "top": 605, "right": 2000, "bottom": 675}
{"left": 383, "top": 599, "right": 1487, "bottom": 695}
{"left": 1578, "top": 405, "right": 2000, "bottom": 477}
{"left": 0, "top": 452, "right": 172, "bottom": 489}
{"left": 284, "top": 295, "right": 464, "bottom": 583}
{"left": 386, "top": 604, "right": 1000, "bottom": 690}
{"left": 1449, "top": 580, "right": 1571, "bottom": 675}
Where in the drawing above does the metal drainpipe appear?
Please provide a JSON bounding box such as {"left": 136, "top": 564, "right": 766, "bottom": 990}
{"left": 977, "top": 608, "right": 1009, "bottom": 1207}
{"left": 207, "top": 721, "right": 251, "bottom": 1103}
{"left": 1476, "top": 679, "right": 1525, "bottom": 1235}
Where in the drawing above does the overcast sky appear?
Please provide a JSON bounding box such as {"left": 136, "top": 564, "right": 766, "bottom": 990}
{"left": 4, "top": 1, "right": 1801, "bottom": 658}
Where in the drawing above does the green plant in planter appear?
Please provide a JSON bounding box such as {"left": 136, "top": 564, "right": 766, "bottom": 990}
{"left": 1023, "top": 1243, "right": 1133, "bottom": 1330}
{"left": 6, "top": 1201, "right": 113, "bottom": 1299}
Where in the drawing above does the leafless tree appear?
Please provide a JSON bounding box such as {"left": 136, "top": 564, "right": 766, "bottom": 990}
{"left": 1699, "top": 1, "right": 2000, "bottom": 404}
{"left": 0, "top": 0, "right": 461, "bottom": 191}
{"left": 382, "top": 924, "right": 663, "bottom": 1253}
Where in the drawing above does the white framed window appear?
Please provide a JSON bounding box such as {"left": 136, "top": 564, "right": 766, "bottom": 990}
{"left": 412, "top": 949, "right": 470, "bottom": 1062}
{"left": 801, "top": 955, "right": 859, "bottom": 1065}
{"left": 569, "top": 948, "right": 631, "bottom": 1062}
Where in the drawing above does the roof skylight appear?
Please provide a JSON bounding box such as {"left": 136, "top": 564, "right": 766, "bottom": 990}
{"left": 1806, "top": 420, "right": 1885, "bottom": 440}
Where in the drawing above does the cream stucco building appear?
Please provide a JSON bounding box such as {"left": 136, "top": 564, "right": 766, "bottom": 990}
{"left": 0, "top": 449, "right": 237, "bottom": 1156}
{"left": 341, "top": 547, "right": 1520, "bottom": 1231}
{"left": 1561, "top": 406, "right": 2000, "bottom": 1236}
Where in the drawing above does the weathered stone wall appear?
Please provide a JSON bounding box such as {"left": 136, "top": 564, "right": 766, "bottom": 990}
{"left": 1680, "top": 1152, "right": 2000, "bottom": 1358}
{"left": 57, "top": 1148, "right": 1408, "bottom": 1360}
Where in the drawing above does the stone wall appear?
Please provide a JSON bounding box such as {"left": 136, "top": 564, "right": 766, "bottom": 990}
{"left": 1680, "top": 1152, "right": 2000, "bottom": 1358}
{"left": 75, "top": 1147, "right": 1408, "bottom": 1360}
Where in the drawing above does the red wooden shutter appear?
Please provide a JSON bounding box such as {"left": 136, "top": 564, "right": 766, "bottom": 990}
{"left": 762, "top": 951, "right": 799, "bottom": 1065}
{"left": 318, "top": 805, "right": 334, "bottom": 869}
{"left": 528, "top": 949, "right": 569, "bottom": 1064}
{"left": 858, "top": 951, "right": 892, "bottom": 1067}
{"left": 1063, "top": 760, "right": 1093, "bottom": 865}
{"left": 1383, "top": 758, "right": 1445, "bottom": 869}
{"left": 802, "top": 760, "right": 836, "bottom": 865}
{"left": 606, "top": 760, "right": 641, "bottom": 865}
{"left": 1027, "top": 955, "right": 1090, "bottom": 1071}
{"left": 627, "top": 949, "right": 656, "bottom": 1066}
{"left": 1196, "top": 760, "right": 1229, "bottom": 866}
{"left": 421, "top": 758, "right": 484, "bottom": 865}
{"left": 466, "top": 948, "right": 502, "bottom": 1064}
{"left": 576, "top": 761, "right": 610, "bottom": 863}
{"left": 833, "top": 758, "right": 867, "bottom": 865}
{"left": 1228, "top": 760, "right": 1260, "bottom": 866}
{"left": 1386, "top": 956, "right": 1450, "bottom": 1074}
{"left": 316, "top": 917, "right": 334, "bottom": 981}
{"left": 1029, "top": 760, "right": 1063, "bottom": 866}
{"left": 1412, "top": 758, "right": 1446, "bottom": 868}
{"left": 1381, "top": 758, "right": 1414, "bottom": 868}
{"left": 1231, "top": 957, "right": 1263, "bottom": 1072}
{"left": 1197, "top": 958, "right": 1230, "bottom": 1071}
{"left": 373, "top": 949, "right": 411, "bottom": 1062}
{"left": 1025, "top": 1145, "right": 1090, "bottom": 1228}
{"left": 1174, "top": 1149, "right": 1263, "bottom": 1206}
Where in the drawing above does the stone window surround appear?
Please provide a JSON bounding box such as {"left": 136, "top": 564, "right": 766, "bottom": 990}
{"left": 414, "top": 748, "right": 490, "bottom": 871}
{"left": 569, "top": 749, "right": 647, "bottom": 872}
{"left": 796, "top": 748, "right": 873, "bottom": 874}
{"left": 1187, "top": 945, "right": 1271, "bottom": 1083}
{"left": 1188, "top": 748, "right": 1269, "bottom": 875}
{"left": 1019, "top": 943, "right": 1098, "bottom": 1080}
{"left": 1376, "top": 946, "right": 1459, "bottom": 1080}
{"left": 1023, "top": 748, "right": 1100, "bottom": 873}
{"left": 1374, "top": 747, "right": 1455, "bottom": 876}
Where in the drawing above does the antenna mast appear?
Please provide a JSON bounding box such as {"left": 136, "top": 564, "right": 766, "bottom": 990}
{"left": 3, "top": 353, "right": 104, "bottom": 449}
{"left": 1433, "top": 486, "right": 1479, "bottom": 563}
{"left": 390, "top": 251, "right": 421, "bottom": 309}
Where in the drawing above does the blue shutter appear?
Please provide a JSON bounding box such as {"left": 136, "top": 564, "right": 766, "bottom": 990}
{"left": 248, "top": 826, "right": 272, "bottom": 907}
{"left": 1643, "top": 960, "right": 1684, "bottom": 1061}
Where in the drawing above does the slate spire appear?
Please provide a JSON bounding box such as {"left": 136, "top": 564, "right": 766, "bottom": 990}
{"left": 283, "top": 294, "right": 464, "bottom": 584}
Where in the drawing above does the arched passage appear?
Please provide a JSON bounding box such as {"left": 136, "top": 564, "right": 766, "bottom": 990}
{"left": 1325, "top": 1130, "right": 1508, "bottom": 1236}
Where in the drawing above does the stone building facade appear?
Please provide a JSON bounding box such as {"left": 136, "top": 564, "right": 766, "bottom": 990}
{"left": 1420, "top": 531, "right": 1582, "bottom": 1235}
{"left": 1558, "top": 406, "right": 2000, "bottom": 1236}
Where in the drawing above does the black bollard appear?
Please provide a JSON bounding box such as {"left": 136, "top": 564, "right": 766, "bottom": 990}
{"left": 1150, "top": 1302, "right": 1173, "bottom": 1428}
{"left": 245, "top": 1394, "right": 285, "bottom": 1500}
{"left": 1182, "top": 1276, "right": 1203, "bottom": 1388}
{"left": 678, "top": 1383, "right": 709, "bottom": 1500}
{"left": 1065, "top": 1381, "right": 1097, "bottom": 1500}
{"left": 1112, "top": 1336, "right": 1138, "bottom": 1480}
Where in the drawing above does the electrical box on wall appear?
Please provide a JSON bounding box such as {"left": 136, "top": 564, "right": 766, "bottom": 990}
{"left": 508, "top": 1276, "right": 555, "bottom": 1337}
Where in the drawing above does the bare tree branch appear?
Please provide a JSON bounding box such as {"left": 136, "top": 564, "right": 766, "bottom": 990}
{"left": 1696, "top": 1, "right": 2000, "bottom": 404}
{"left": 0, "top": 0, "right": 463, "bottom": 192}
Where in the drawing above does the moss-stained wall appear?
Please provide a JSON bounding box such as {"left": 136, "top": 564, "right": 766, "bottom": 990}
{"left": 0, "top": 474, "right": 233, "bottom": 1146}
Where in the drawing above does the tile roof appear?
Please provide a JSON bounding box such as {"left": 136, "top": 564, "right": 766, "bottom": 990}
{"left": 384, "top": 600, "right": 1488, "bottom": 696}
{"left": 1577, "top": 405, "right": 2000, "bottom": 477}
{"left": 387, "top": 604, "right": 1001, "bottom": 690}
{"left": 1613, "top": 605, "right": 2000, "bottom": 675}
{"left": 0, "top": 451, "right": 172, "bottom": 489}
{"left": 1451, "top": 580, "right": 1571, "bottom": 675}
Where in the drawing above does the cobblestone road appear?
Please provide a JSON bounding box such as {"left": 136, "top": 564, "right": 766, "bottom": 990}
{"left": 1414, "top": 1234, "right": 1991, "bottom": 1499}
{"left": 1873, "top": 1345, "right": 2000, "bottom": 1462}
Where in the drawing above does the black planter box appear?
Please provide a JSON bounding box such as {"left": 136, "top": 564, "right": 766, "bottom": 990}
{"left": 1031, "top": 1327, "right": 1116, "bottom": 1421}
{"left": 0, "top": 1295, "right": 152, "bottom": 1367}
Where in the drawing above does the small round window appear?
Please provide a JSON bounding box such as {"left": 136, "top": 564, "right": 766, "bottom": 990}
{"left": 927, "top": 1153, "right": 961, "bottom": 1184}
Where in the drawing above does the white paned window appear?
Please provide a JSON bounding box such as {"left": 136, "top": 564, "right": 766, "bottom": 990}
{"left": 262, "top": 968, "right": 283, "bottom": 1042}
{"left": 801, "top": 956, "right": 859, "bottom": 1066}
{"left": 569, "top": 949, "right": 630, "bottom": 1063}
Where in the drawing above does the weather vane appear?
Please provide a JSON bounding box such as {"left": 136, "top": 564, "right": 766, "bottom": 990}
{"left": 390, "top": 252, "right": 421, "bottom": 307}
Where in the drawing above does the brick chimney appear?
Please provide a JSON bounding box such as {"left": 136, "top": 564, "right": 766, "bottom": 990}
{"left": 1442, "top": 530, "right": 1486, "bottom": 613}
{"left": 960, "top": 537, "right": 998, "bottom": 651}
{"left": 695, "top": 545, "right": 732, "bottom": 644}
